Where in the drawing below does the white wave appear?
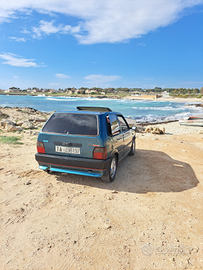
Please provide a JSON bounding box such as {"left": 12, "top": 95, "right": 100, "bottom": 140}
{"left": 132, "top": 106, "right": 187, "bottom": 111}
{"left": 45, "top": 97, "right": 80, "bottom": 102}
{"left": 131, "top": 111, "right": 203, "bottom": 124}
{"left": 83, "top": 97, "right": 118, "bottom": 101}
{"left": 33, "top": 94, "right": 46, "bottom": 97}
{"left": 185, "top": 105, "right": 203, "bottom": 111}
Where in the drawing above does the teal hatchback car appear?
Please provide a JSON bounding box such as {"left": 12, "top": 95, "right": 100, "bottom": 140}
{"left": 35, "top": 107, "right": 136, "bottom": 182}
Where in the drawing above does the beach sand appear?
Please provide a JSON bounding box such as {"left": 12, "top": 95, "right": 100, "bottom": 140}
{"left": 125, "top": 96, "right": 203, "bottom": 103}
{"left": 0, "top": 108, "right": 203, "bottom": 269}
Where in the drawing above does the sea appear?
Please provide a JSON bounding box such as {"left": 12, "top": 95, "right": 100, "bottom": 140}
{"left": 0, "top": 95, "right": 203, "bottom": 124}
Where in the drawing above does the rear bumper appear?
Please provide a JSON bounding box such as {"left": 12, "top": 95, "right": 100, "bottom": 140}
{"left": 35, "top": 153, "right": 111, "bottom": 177}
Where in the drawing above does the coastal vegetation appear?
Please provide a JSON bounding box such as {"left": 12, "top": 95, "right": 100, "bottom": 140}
{"left": 0, "top": 135, "right": 23, "bottom": 145}
{"left": 0, "top": 86, "right": 202, "bottom": 98}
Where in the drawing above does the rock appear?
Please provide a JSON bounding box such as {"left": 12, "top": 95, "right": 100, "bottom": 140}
{"left": 0, "top": 120, "right": 23, "bottom": 132}
{"left": 22, "top": 121, "right": 35, "bottom": 129}
{"left": 0, "top": 111, "right": 9, "bottom": 119}
{"left": 145, "top": 126, "right": 165, "bottom": 134}
{"left": 22, "top": 107, "right": 39, "bottom": 113}
{"left": 10, "top": 126, "right": 23, "bottom": 132}
{"left": 4, "top": 121, "right": 23, "bottom": 132}
{"left": 145, "top": 127, "right": 153, "bottom": 133}
{"left": 26, "top": 130, "right": 39, "bottom": 135}
{"left": 1, "top": 120, "right": 15, "bottom": 128}
{"left": 17, "top": 121, "right": 24, "bottom": 126}
{"left": 25, "top": 180, "right": 31, "bottom": 185}
{"left": 151, "top": 127, "right": 165, "bottom": 134}
{"left": 104, "top": 224, "right": 112, "bottom": 229}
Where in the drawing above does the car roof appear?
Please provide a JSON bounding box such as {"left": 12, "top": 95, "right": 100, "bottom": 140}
{"left": 77, "top": 106, "right": 112, "bottom": 112}
{"left": 54, "top": 110, "right": 121, "bottom": 116}
{"left": 54, "top": 107, "right": 121, "bottom": 116}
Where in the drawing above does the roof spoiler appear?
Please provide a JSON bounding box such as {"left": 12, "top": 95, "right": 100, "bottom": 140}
{"left": 77, "top": 106, "right": 112, "bottom": 112}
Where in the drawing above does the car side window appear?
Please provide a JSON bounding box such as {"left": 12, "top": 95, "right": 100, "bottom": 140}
{"left": 117, "top": 115, "right": 129, "bottom": 132}
{"left": 108, "top": 114, "right": 121, "bottom": 136}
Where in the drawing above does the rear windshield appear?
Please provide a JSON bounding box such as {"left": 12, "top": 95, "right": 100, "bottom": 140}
{"left": 42, "top": 113, "right": 98, "bottom": 136}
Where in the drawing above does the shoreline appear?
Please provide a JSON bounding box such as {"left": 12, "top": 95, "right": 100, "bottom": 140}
{"left": 1, "top": 93, "right": 203, "bottom": 103}
{"left": 1, "top": 105, "right": 203, "bottom": 127}
{"left": 0, "top": 106, "right": 203, "bottom": 134}
{"left": 124, "top": 96, "right": 203, "bottom": 103}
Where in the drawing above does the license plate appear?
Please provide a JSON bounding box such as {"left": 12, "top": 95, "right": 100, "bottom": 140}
{"left": 55, "top": 146, "right": 80, "bottom": 154}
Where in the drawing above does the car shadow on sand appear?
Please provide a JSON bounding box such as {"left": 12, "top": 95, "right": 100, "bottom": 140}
{"left": 54, "top": 149, "right": 199, "bottom": 193}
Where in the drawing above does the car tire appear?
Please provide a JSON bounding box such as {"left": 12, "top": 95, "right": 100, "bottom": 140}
{"left": 128, "top": 139, "right": 135, "bottom": 156}
{"left": 101, "top": 155, "right": 117, "bottom": 182}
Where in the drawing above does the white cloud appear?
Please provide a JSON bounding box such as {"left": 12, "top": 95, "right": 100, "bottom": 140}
{"left": 20, "top": 29, "right": 30, "bottom": 34}
{"left": 0, "top": 52, "right": 39, "bottom": 67}
{"left": 14, "top": 76, "right": 19, "bottom": 78}
{"left": 32, "top": 20, "right": 74, "bottom": 38}
{"left": 0, "top": 0, "right": 203, "bottom": 44}
{"left": 9, "top": 37, "right": 26, "bottom": 42}
{"left": 84, "top": 74, "right": 121, "bottom": 84}
{"left": 55, "top": 73, "right": 70, "bottom": 79}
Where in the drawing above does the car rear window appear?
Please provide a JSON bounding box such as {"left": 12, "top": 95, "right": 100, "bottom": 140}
{"left": 42, "top": 113, "right": 98, "bottom": 136}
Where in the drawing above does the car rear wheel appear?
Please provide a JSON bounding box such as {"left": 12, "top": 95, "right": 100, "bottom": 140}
{"left": 101, "top": 155, "right": 117, "bottom": 182}
{"left": 128, "top": 139, "right": 135, "bottom": 156}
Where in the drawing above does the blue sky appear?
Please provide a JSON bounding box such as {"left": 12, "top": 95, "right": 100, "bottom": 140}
{"left": 0, "top": 0, "right": 203, "bottom": 90}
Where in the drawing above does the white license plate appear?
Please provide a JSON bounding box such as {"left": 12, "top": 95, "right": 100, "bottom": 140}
{"left": 55, "top": 146, "right": 80, "bottom": 154}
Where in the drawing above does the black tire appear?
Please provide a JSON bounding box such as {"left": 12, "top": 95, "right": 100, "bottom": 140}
{"left": 128, "top": 139, "right": 135, "bottom": 156}
{"left": 101, "top": 155, "right": 117, "bottom": 182}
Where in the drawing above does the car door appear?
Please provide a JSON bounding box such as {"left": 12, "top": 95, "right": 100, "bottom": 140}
{"left": 107, "top": 114, "right": 124, "bottom": 160}
{"left": 117, "top": 115, "right": 132, "bottom": 156}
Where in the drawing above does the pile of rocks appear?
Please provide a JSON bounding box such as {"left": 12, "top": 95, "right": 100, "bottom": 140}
{"left": 0, "top": 107, "right": 49, "bottom": 135}
{"left": 145, "top": 126, "right": 165, "bottom": 134}
{"left": 0, "top": 118, "right": 46, "bottom": 135}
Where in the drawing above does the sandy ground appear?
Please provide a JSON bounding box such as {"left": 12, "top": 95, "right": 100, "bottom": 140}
{"left": 0, "top": 109, "right": 203, "bottom": 270}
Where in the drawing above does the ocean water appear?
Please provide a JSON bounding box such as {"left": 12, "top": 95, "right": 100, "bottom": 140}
{"left": 0, "top": 95, "right": 203, "bottom": 123}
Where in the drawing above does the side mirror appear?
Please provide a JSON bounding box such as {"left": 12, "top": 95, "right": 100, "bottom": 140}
{"left": 131, "top": 126, "right": 137, "bottom": 131}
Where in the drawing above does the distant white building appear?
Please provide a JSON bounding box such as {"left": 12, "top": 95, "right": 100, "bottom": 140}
{"left": 161, "top": 91, "right": 170, "bottom": 98}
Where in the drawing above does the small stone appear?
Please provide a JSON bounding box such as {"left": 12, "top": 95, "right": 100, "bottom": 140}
{"left": 25, "top": 180, "right": 31, "bottom": 185}
{"left": 104, "top": 224, "right": 112, "bottom": 229}
{"left": 17, "top": 121, "right": 24, "bottom": 126}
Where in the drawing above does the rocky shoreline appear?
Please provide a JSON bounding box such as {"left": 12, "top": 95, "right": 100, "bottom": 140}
{"left": 0, "top": 106, "right": 51, "bottom": 135}
{"left": 1, "top": 106, "right": 203, "bottom": 136}
{"left": 0, "top": 106, "right": 171, "bottom": 135}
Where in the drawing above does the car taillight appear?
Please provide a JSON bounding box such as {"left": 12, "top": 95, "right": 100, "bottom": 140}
{"left": 37, "top": 142, "right": 45, "bottom": 154}
{"left": 93, "top": 147, "right": 107, "bottom": 160}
